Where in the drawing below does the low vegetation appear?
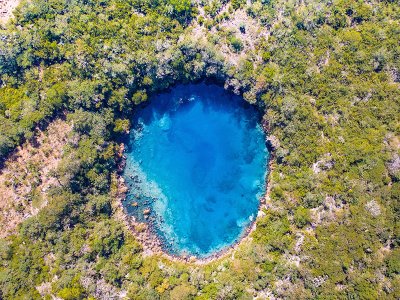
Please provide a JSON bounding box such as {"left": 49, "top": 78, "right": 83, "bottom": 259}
{"left": 0, "top": 118, "right": 70, "bottom": 238}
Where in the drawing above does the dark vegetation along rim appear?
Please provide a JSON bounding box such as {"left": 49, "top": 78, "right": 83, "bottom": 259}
{"left": 117, "top": 86, "right": 275, "bottom": 264}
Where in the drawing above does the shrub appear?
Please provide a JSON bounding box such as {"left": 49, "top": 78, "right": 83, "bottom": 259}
{"left": 294, "top": 206, "right": 311, "bottom": 228}
{"left": 229, "top": 36, "right": 243, "bottom": 53}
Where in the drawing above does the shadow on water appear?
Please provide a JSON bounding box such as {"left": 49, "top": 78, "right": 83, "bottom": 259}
{"left": 125, "top": 83, "right": 262, "bottom": 147}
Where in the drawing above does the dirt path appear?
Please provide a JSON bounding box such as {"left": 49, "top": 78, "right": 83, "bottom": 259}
{"left": 0, "top": 0, "right": 20, "bottom": 23}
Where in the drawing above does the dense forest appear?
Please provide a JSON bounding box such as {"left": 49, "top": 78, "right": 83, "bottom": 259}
{"left": 0, "top": 0, "right": 399, "bottom": 299}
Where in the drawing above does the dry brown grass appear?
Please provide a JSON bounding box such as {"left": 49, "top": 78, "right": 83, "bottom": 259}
{"left": 0, "top": 119, "right": 71, "bottom": 238}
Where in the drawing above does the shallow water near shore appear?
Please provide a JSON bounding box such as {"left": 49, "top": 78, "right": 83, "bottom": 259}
{"left": 123, "top": 83, "right": 269, "bottom": 257}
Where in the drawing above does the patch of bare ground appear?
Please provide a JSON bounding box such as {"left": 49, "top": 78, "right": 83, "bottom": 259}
{"left": 310, "top": 195, "right": 350, "bottom": 226}
{"left": 0, "top": 119, "right": 71, "bottom": 238}
{"left": 215, "top": 9, "right": 266, "bottom": 65}
{"left": 0, "top": 0, "right": 20, "bottom": 23}
{"left": 190, "top": 5, "right": 269, "bottom": 67}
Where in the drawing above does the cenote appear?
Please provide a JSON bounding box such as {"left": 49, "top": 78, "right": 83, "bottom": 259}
{"left": 123, "top": 83, "right": 269, "bottom": 258}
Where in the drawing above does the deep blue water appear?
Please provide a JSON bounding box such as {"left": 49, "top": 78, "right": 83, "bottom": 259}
{"left": 123, "top": 83, "right": 269, "bottom": 257}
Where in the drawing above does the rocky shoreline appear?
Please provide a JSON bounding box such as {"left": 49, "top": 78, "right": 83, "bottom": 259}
{"left": 114, "top": 133, "right": 274, "bottom": 265}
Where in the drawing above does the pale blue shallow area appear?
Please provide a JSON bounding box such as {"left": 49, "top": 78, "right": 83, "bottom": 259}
{"left": 123, "top": 83, "right": 269, "bottom": 257}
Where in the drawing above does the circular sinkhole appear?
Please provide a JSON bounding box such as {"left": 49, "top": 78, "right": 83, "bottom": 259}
{"left": 122, "top": 83, "right": 269, "bottom": 258}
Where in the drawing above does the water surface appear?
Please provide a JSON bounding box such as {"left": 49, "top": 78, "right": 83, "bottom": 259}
{"left": 123, "top": 83, "right": 269, "bottom": 257}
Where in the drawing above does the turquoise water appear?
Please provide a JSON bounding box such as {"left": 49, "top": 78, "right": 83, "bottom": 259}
{"left": 123, "top": 83, "right": 269, "bottom": 257}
